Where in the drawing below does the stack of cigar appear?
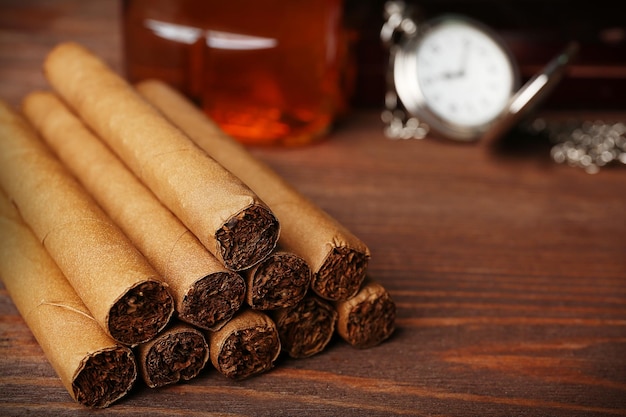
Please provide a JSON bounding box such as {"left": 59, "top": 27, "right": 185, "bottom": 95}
{"left": 0, "top": 42, "right": 396, "bottom": 408}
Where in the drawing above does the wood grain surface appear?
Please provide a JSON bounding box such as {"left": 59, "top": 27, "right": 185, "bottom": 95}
{"left": 1, "top": 1, "right": 625, "bottom": 416}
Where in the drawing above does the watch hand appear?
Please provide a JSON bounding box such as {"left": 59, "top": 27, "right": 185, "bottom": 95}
{"left": 455, "top": 39, "right": 471, "bottom": 77}
{"left": 440, "top": 40, "right": 471, "bottom": 80}
{"left": 442, "top": 71, "right": 462, "bottom": 79}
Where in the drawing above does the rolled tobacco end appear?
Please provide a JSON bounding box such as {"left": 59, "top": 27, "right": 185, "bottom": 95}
{"left": 23, "top": 91, "right": 245, "bottom": 332}
{"left": 315, "top": 246, "right": 370, "bottom": 301}
{"left": 246, "top": 250, "right": 311, "bottom": 311}
{"left": 136, "top": 79, "right": 370, "bottom": 300}
{"left": 273, "top": 295, "right": 338, "bottom": 359}
{"left": 335, "top": 281, "right": 396, "bottom": 349}
{"left": 137, "top": 322, "right": 209, "bottom": 388}
{"left": 181, "top": 270, "right": 246, "bottom": 331}
{"left": 44, "top": 42, "right": 280, "bottom": 271}
{"left": 0, "top": 99, "right": 173, "bottom": 346}
{"left": 108, "top": 281, "right": 174, "bottom": 345}
{"left": 0, "top": 189, "right": 137, "bottom": 408}
{"left": 209, "top": 309, "right": 281, "bottom": 380}
{"left": 73, "top": 347, "right": 137, "bottom": 408}
{"left": 216, "top": 204, "right": 281, "bottom": 271}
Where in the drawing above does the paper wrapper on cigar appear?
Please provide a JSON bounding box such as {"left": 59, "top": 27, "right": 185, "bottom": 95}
{"left": 208, "top": 309, "right": 281, "bottom": 380}
{"left": 245, "top": 249, "right": 311, "bottom": 310}
{"left": 335, "top": 281, "right": 396, "bottom": 349}
{"left": 0, "top": 100, "right": 173, "bottom": 346}
{"left": 136, "top": 80, "right": 370, "bottom": 301}
{"left": 23, "top": 91, "right": 246, "bottom": 331}
{"left": 273, "top": 295, "right": 338, "bottom": 358}
{"left": 137, "top": 322, "right": 209, "bottom": 388}
{"left": 0, "top": 190, "right": 137, "bottom": 408}
{"left": 43, "top": 42, "right": 280, "bottom": 271}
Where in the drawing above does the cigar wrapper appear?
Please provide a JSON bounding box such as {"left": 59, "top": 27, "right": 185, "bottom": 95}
{"left": 208, "top": 309, "right": 281, "bottom": 380}
{"left": 335, "top": 281, "right": 396, "bottom": 349}
{"left": 23, "top": 91, "right": 246, "bottom": 331}
{"left": 136, "top": 79, "right": 370, "bottom": 300}
{"left": 245, "top": 249, "right": 311, "bottom": 311}
{"left": 43, "top": 42, "right": 280, "bottom": 271}
{"left": 273, "top": 295, "right": 338, "bottom": 358}
{"left": 0, "top": 100, "right": 173, "bottom": 346}
{"left": 137, "top": 322, "right": 209, "bottom": 388}
{"left": 0, "top": 190, "right": 137, "bottom": 408}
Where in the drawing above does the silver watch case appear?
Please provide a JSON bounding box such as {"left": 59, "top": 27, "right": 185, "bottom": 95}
{"left": 391, "top": 10, "right": 577, "bottom": 143}
{"left": 393, "top": 15, "right": 520, "bottom": 141}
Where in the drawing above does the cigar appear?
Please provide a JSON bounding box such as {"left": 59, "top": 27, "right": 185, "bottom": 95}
{"left": 208, "top": 309, "right": 281, "bottom": 380}
{"left": 335, "top": 281, "right": 396, "bottom": 349}
{"left": 135, "top": 79, "right": 370, "bottom": 301}
{"left": 0, "top": 100, "right": 174, "bottom": 346}
{"left": 272, "top": 295, "right": 338, "bottom": 358}
{"left": 137, "top": 322, "right": 209, "bottom": 388}
{"left": 22, "top": 91, "right": 246, "bottom": 331}
{"left": 0, "top": 190, "right": 137, "bottom": 408}
{"left": 43, "top": 42, "right": 280, "bottom": 271}
{"left": 246, "top": 250, "right": 311, "bottom": 310}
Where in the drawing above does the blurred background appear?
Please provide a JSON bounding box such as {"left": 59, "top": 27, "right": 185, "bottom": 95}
{"left": 2, "top": 0, "right": 625, "bottom": 112}
{"left": 345, "top": 0, "right": 626, "bottom": 110}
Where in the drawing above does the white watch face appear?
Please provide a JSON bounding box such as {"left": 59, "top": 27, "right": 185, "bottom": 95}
{"left": 394, "top": 16, "right": 518, "bottom": 139}
{"left": 416, "top": 20, "right": 514, "bottom": 127}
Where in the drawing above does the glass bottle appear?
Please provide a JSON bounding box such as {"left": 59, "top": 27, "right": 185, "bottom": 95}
{"left": 122, "top": 0, "right": 349, "bottom": 146}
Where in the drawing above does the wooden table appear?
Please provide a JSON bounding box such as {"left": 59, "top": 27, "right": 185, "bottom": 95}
{"left": 1, "top": 1, "right": 625, "bottom": 416}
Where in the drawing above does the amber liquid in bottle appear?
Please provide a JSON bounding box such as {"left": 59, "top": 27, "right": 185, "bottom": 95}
{"left": 123, "top": 0, "right": 346, "bottom": 146}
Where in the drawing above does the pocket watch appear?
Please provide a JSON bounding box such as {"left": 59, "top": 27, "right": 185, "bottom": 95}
{"left": 381, "top": 1, "right": 577, "bottom": 142}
